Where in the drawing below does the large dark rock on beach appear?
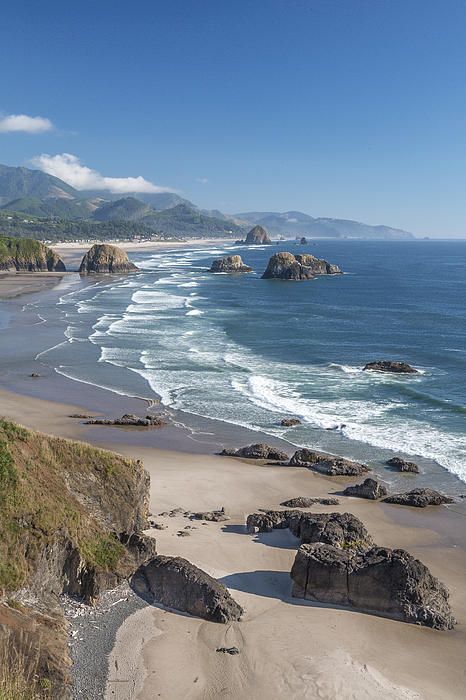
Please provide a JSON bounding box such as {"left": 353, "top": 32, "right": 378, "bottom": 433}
{"left": 220, "top": 443, "right": 288, "bottom": 461}
{"left": 209, "top": 255, "right": 252, "bottom": 273}
{"left": 134, "top": 555, "right": 243, "bottom": 623}
{"left": 291, "top": 543, "right": 455, "bottom": 630}
{"left": 387, "top": 457, "right": 420, "bottom": 473}
{"left": 261, "top": 252, "right": 342, "bottom": 280}
{"left": 363, "top": 361, "right": 418, "bottom": 374}
{"left": 280, "top": 497, "right": 340, "bottom": 508}
{"left": 384, "top": 488, "right": 454, "bottom": 508}
{"left": 343, "top": 478, "right": 388, "bottom": 500}
{"left": 84, "top": 413, "right": 166, "bottom": 427}
{"left": 289, "top": 448, "right": 370, "bottom": 476}
{"left": 247, "top": 510, "right": 372, "bottom": 551}
{"left": 79, "top": 243, "right": 139, "bottom": 273}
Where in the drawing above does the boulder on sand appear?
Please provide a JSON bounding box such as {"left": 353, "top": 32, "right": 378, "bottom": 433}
{"left": 291, "top": 543, "right": 455, "bottom": 630}
{"left": 209, "top": 255, "right": 253, "bottom": 273}
{"left": 280, "top": 497, "right": 340, "bottom": 508}
{"left": 79, "top": 244, "right": 139, "bottom": 273}
{"left": 383, "top": 488, "right": 453, "bottom": 508}
{"left": 363, "top": 361, "right": 418, "bottom": 374}
{"left": 84, "top": 413, "right": 166, "bottom": 427}
{"left": 343, "top": 478, "right": 388, "bottom": 500}
{"left": 289, "top": 448, "right": 370, "bottom": 476}
{"left": 261, "top": 252, "right": 342, "bottom": 280}
{"left": 133, "top": 555, "right": 243, "bottom": 623}
{"left": 387, "top": 457, "right": 420, "bottom": 473}
{"left": 220, "top": 443, "right": 288, "bottom": 461}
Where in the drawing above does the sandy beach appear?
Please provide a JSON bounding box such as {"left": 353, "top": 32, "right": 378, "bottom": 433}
{"left": 0, "top": 382, "right": 465, "bottom": 699}
{"left": 0, "top": 271, "right": 66, "bottom": 299}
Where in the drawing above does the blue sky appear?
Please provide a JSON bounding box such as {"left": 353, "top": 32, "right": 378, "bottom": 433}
{"left": 1, "top": 0, "right": 465, "bottom": 236}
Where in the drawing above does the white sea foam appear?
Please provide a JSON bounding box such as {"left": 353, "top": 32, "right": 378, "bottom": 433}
{"left": 186, "top": 309, "right": 203, "bottom": 316}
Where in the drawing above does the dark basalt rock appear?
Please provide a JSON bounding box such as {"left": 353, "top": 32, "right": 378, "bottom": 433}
{"left": 261, "top": 252, "right": 342, "bottom": 280}
{"left": 217, "top": 646, "right": 240, "bottom": 655}
{"left": 299, "top": 237, "right": 308, "bottom": 245}
{"left": 280, "top": 417, "right": 302, "bottom": 427}
{"left": 209, "top": 255, "right": 253, "bottom": 273}
{"left": 289, "top": 448, "right": 370, "bottom": 476}
{"left": 387, "top": 457, "right": 420, "bottom": 473}
{"left": 291, "top": 543, "right": 455, "bottom": 630}
{"left": 245, "top": 225, "right": 272, "bottom": 245}
{"left": 247, "top": 510, "right": 372, "bottom": 551}
{"left": 343, "top": 478, "right": 388, "bottom": 500}
{"left": 134, "top": 555, "right": 243, "bottom": 623}
{"left": 191, "top": 509, "right": 230, "bottom": 522}
{"left": 220, "top": 443, "right": 289, "bottom": 461}
{"left": 363, "top": 361, "right": 418, "bottom": 374}
{"left": 79, "top": 244, "right": 139, "bottom": 274}
{"left": 383, "top": 488, "right": 454, "bottom": 508}
{"left": 84, "top": 413, "right": 166, "bottom": 427}
{"left": 280, "top": 497, "right": 340, "bottom": 508}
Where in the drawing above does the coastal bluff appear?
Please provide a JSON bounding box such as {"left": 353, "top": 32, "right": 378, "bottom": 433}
{"left": 79, "top": 243, "right": 138, "bottom": 273}
{"left": 262, "top": 252, "right": 342, "bottom": 279}
{"left": 0, "top": 236, "right": 66, "bottom": 272}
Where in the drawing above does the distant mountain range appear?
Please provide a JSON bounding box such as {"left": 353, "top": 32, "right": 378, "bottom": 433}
{"left": 0, "top": 163, "right": 415, "bottom": 240}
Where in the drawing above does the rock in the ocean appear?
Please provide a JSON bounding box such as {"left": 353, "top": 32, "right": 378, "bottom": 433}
{"left": 134, "top": 555, "right": 243, "bottom": 623}
{"left": 291, "top": 543, "right": 455, "bottom": 630}
{"left": 280, "top": 417, "right": 302, "bottom": 427}
{"left": 383, "top": 488, "right": 453, "bottom": 508}
{"left": 209, "top": 255, "right": 253, "bottom": 273}
{"left": 245, "top": 225, "right": 272, "bottom": 245}
{"left": 79, "top": 244, "right": 139, "bottom": 274}
{"left": 343, "top": 478, "right": 388, "bottom": 500}
{"left": 363, "top": 361, "right": 418, "bottom": 374}
{"left": 280, "top": 497, "right": 340, "bottom": 508}
{"left": 261, "top": 252, "right": 342, "bottom": 280}
{"left": 247, "top": 510, "right": 372, "bottom": 551}
{"left": 299, "top": 237, "right": 308, "bottom": 245}
{"left": 85, "top": 413, "right": 166, "bottom": 427}
{"left": 387, "top": 457, "right": 420, "bottom": 473}
{"left": 289, "top": 448, "right": 370, "bottom": 476}
{"left": 220, "top": 443, "right": 288, "bottom": 461}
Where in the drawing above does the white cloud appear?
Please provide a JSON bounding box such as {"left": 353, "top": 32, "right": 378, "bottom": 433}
{"left": 0, "top": 114, "right": 53, "bottom": 133}
{"left": 195, "top": 177, "right": 209, "bottom": 184}
{"left": 30, "top": 153, "right": 173, "bottom": 194}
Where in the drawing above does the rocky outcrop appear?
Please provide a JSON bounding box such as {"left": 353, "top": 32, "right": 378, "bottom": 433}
{"left": 261, "top": 252, "right": 342, "bottom": 280}
{"left": 291, "top": 543, "right": 455, "bottom": 630}
{"left": 191, "top": 509, "right": 230, "bottom": 522}
{"left": 363, "top": 361, "right": 418, "bottom": 374}
{"left": 209, "top": 255, "right": 253, "bottom": 273}
{"left": 134, "top": 555, "right": 243, "bottom": 623}
{"left": 79, "top": 244, "right": 138, "bottom": 273}
{"left": 0, "top": 236, "right": 66, "bottom": 271}
{"left": 289, "top": 448, "right": 370, "bottom": 476}
{"left": 280, "top": 417, "right": 302, "bottom": 427}
{"left": 246, "top": 510, "right": 372, "bottom": 551}
{"left": 343, "top": 478, "right": 388, "bottom": 500}
{"left": 84, "top": 413, "right": 166, "bottom": 427}
{"left": 299, "top": 237, "right": 308, "bottom": 244}
{"left": 384, "top": 488, "right": 454, "bottom": 508}
{"left": 387, "top": 457, "right": 420, "bottom": 473}
{"left": 220, "top": 443, "right": 289, "bottom": 461}
{"left": 280, "top": 497, "right": 339, "bottom": 508}
{"left": 245, "top": 225, "right": 272, "bottom": 245}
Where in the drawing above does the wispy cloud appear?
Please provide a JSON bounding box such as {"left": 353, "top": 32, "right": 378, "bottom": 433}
{"left": 195, "top": 177, "right": 209, "bottom": 184}
{"left": 30, "top": 153, "right": 174, "bottom": 194}
{"left": 0, "top": 114, "right": 53, "bottom": 133}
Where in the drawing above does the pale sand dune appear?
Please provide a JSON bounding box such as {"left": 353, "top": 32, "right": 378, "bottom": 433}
{"left": 0, "top": 387, "right": 465, "bottom": 699}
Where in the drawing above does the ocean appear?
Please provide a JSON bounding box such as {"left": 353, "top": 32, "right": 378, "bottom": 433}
{"left": 4, "top": 239, "right": 466, "bottom": 491}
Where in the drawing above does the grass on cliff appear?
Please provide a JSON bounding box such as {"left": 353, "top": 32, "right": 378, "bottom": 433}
{"left": 0, "top": 417, "right": 143, "bottom": 593}
{"left": 0, "top": 630, "right": 50, "bottom": 700}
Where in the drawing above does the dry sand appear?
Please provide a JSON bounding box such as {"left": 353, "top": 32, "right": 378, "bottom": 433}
{"left": 0, "top": 387, "right": 465, "bottom": 699}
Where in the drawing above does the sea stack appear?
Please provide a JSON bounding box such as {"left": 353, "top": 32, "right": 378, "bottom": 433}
{"left": 245, "top": 225, "right": 272, "bottom": 245}
{"left": 209, "top": 255, "right": 253, "bottom": 273}
{"left": 0, "top": 237, "right": 66, "bottom": 272}
{"left": 79, "top": 244, "right": 139, "bottom": 274}
{"left": 262, "top": 252, "right": 342, "bottom": 280}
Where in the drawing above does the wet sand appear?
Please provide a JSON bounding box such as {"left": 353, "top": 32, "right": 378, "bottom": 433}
{"left": 0, "top": 271, "right": 65, "bottom": 299}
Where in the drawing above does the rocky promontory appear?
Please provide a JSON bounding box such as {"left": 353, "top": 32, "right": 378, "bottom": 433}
{"left": 79, "top": 244, "right": 139, "bottom": 274}
{"left": 209, "top": 255, "right": 253, "bottom": 273}
{"left": 0, "top": 236, "right": 66, "bottom": 271}
{"left": 261, "top": 252, "right": 342, "bottom": 280}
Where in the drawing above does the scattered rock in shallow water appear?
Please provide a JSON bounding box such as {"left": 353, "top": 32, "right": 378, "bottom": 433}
{"left": 289, "top": 448, "right": 370, "bottom": 476}
{"left": 343, "top": 478, "right": 388, "bottom": 500}
{"left": 363, "top": 361, "right": 418, "bottom": 374}
{"left": 134, "top": 555, "right": 243, "bottom": 623}
{"left": 280, "top": 417, "right": 302, "bottom": 427}
{"left": 291, "top": 543, "right": 455, "bottom": 630}
{"left": 191, "top": 509, "right": 230, "bottom": 522}
{"left": 220, "top": 443, "right": 289, "bottom": 461}
{"left": 280, "top": 497, "right": 340, "bottom": 508}
{"left": 383, "top": 488, "right": 454, "bottom": 508}
{"left": 209, "top": 255, "right": 253, "bottom": 273}
{"left": 30, "top": 372, "right": 41, "bottom": 378}
{"left": 216, "top": 647, "right": 240, "bottom": 655}
{"left": 84, "top": 413, "right": 166, "bottom": 427}
{"left": 261, "top": 252, "right": 342, "bottom": 280}
{"left": 386, "top": 457, "right": 420, "bottom": 473}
